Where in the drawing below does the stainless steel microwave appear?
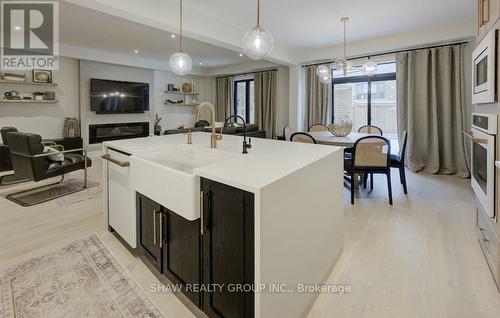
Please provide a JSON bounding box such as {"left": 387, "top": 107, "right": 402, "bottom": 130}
{"left": 472, "top": 29, "right": 497, "bottom": 104}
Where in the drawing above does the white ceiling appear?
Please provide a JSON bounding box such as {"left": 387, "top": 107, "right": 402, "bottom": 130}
{"left": 184, "top": 0, "right": 475, "bottom": 50}
{"left": 59, "top": 1, "right": 252, "bottom": 69}
{"left": 61, "top": 0, "right": 476, "bottom": 69}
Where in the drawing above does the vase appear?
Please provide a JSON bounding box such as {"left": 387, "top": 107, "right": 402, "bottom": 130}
{"left": 154, "top": 125, "right": 161, "bottom": 136}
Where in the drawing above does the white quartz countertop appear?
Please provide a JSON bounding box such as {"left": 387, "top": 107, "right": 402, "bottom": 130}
{"left": 104, "top": 132, "right": 342, "bottom": 192}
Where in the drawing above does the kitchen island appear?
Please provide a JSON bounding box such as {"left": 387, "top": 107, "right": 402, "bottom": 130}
{"left": 102, "top": 132, "right": 344, "bottom": 318}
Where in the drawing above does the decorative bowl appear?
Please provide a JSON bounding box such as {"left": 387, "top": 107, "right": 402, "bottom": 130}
{"left": 329, "top": 123, "right": 352, "bottom": 137}
{"left": 181, "top": 82, "right": 192, "bottom": 93}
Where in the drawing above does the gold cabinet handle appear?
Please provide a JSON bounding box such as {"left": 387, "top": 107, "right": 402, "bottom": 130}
{"left": 101, "top": 154, "right": 130, "bottom": 167}
{"left": 483, "top": 0, "right": 490, "bottom": 25}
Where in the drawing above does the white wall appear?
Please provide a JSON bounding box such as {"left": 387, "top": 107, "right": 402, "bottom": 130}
{"left": 0, "top": 57, "right": 80, "bottom": 143}
{"left": 207, "top": 61, "right": 290, "bottom": 136}
{"left": 153, "top": 70, "right": 215, "bottom": 129}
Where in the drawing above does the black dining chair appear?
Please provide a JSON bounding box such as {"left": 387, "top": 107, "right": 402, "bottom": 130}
{"left": 344, "top": 136, "right": 392, "bottom": 205}
{"left": 290, "top": 132, "right": 317, "bottom": 144}
{"left": 390, "top": 131, "right": 408, "bottom": 194}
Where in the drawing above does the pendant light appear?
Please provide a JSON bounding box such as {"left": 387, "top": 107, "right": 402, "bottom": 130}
{"left": 169, "top": 0, "right": 192, "bottom": 75}
{"left": 333, "top": 17, "right": 354, "bottom": 77}
{"left": 243, "top": 0, "right": 274, "bottom": 60}
{"left": 363, "top": 57, "right": 378, "bottom": 76}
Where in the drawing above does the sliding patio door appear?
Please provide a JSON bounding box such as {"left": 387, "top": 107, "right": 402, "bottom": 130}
{"left": 332, "top": 63, "right": 397, "bottom": 136}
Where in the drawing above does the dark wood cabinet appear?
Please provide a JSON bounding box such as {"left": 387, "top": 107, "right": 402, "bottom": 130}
{"left": 136, "top": 193, "right": 163, "bottom": 272}
{"left": 162, "top": 210, "right": 201, "bottom": 307}
{"left": 136, "top": 178, "right": 255, "bottom": 318}
{"left": 201, "top": 178, "right": 254, "bottom": 318}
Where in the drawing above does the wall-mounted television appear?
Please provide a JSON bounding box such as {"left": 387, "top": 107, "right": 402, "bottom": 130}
{"left": 90, "top": 78, "right": 149, "bottom": 114}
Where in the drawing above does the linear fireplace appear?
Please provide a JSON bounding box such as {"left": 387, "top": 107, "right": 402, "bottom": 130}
{"left": 89, "top": 122, "right": 149, "bottom": 144}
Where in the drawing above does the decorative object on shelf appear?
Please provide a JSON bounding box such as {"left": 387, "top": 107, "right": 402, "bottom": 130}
{"left": 167, "top": 83, "right": 175, "bottom": 91}
{"left": 33, "top": 92, "right": 45, "bottom": 101}
{"left": 44, "top": 91, "right": 56, "bottom": 100}
{"left": 362, "top": 57, "right": 378, "bottom": 76}
{"left": 154, "top": 113, "right": 162, "bottom": 136}
{"left": 4, "top": 90, "right": 20, "bottom": 100}
{"left": 32, "top": 69, "right": 52, "bottom": 83}
{"left": 63, "top": 117, "right": 81, "bottom": 138}
{"left": 2, "top": 73, "right": 25, "bottom": 82}
{"left": 329, "top": 122, "right": 353, "bottom": 137}
{"left": 169, "top": 0, "right": 192, "bottom": 75}
{"left": 243, "top": 0, "right": 274, "bottom": 60}
{"left": 20, "top": 93, "right": 33, "bottom": 100}
{"left": 181, "top": 82, "right": 192, "bottom": 93}
{"left": 176, "top": 124, "right": 185, "bottom": 129}
{"left": 166, "top": 98, "right": 185, "bottom": 104}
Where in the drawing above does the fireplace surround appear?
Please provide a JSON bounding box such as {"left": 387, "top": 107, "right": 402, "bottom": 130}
{"left": 88, "top": 122, "right": 149, "bottom": 144}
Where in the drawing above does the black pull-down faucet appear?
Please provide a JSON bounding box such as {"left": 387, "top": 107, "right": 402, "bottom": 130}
{"left": 223, "top": 115, "right": 252, "bottom": 154}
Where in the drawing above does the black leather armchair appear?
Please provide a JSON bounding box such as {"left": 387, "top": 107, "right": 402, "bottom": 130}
{"left": 0, "top": 127, "right": 27, "bottom": 186}
{"left": 6, "top": 132, "right": 92, "bottom": 206}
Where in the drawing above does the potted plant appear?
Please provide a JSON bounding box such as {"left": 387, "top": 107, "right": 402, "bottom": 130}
{"left": 154, "top": 113, "right": 162, "bottom": 136}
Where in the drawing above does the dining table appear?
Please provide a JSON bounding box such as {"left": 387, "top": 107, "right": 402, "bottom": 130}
{"left": 308, "top": 131, "right": 374, "bottom": 147}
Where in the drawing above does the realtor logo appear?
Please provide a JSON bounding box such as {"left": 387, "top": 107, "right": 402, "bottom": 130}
{"left": 1, "top": 0, "right": 59, "bottom": 70}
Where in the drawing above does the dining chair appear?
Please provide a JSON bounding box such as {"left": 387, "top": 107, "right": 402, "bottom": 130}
{"left": 284, "top": 126, "right": 292, "bottom": 141}
{"left": 358, "top": 125, "right": 383, "bottom": 135}
{"left": 290, "top": 132, "right": 317, "bottom": 144}
{"left": 308, "top": 124, "right": 330, "bottom": 132}
{"left": 344, "top": 136, "right": 392, "bottom": 205}
{"left": 390, "top": 130, "right": 408, "bottom": 194}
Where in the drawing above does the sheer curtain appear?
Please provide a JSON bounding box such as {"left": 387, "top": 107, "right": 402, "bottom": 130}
{"left": 304, "top": 65, "right": 332, "bottom": 129}
{"left": 254, "top": 70, "right": 277, "bottom": 138}
{"left": 396, "top": 44, "right": 471, "bottom": 177}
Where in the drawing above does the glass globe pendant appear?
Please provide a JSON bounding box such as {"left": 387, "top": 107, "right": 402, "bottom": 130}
{"left": 243, "top": 0, "right": 274, "bottom": 60}
{"left": 315, "top": 65, "right": 330, "bottom": 77}
{"left": 169, "top": 52, "right": 192, "bottom": 75}
{"left": 169, "top": 0, "right": 192, "bottom": 75}
{"left": 363, "top": 59, "right": 378, "bottom": 76}
{"left": 319, "top": 73, "right": 332, "bottom": 84}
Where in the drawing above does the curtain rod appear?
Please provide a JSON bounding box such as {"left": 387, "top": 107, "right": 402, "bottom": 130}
{"left": 301, "top": 40, "right": 471, "bottom": 68}
{"left": 215, "top": 68, "right": 277, "bottom": 79}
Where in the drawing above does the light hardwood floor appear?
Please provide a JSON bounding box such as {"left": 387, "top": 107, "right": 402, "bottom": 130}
{"left": 1, "top": 165, "right": 499, "bottom": 318}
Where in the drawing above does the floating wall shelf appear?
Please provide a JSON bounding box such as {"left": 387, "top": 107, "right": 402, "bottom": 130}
{"left": 164, "top": 102, "right": 199, "bottom": 106}
{"left": 0, "top": 79, "right": 57, "bottom": 87}
{"left": 164, "top": 91, "right": 199, "bottom": 96}
{"left": 0, "top": 99, "right": 59, "bottom": 104}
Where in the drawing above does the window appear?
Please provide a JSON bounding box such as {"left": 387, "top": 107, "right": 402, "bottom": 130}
{"left": 332, "top": 62, "right": 397, "bottom": 136}
{"left": 234, "top": 79, "right": 254, "bottom": 124}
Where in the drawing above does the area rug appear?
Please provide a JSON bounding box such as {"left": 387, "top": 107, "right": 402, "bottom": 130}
{"left": 0, "top": 235, "right": 164, "bottom": 318}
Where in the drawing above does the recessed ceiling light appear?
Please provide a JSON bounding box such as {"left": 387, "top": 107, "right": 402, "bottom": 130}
{"left": 133, "top": 49, "right": 139, "bottom": 54}
{"left": 239, "top": 53, "right": 244, "bottom": 57}
{"left": 199, "top": 62, "right": 203, "bottom": 65}
{"left": 171, "top": 34, "right": 176, "bottom": 38}
{"left": 14, "top": 26, "right": 21, "bottom": 30}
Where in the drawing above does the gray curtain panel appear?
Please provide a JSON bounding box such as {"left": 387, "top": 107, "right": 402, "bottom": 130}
{"left": 254, "top": 71, "right": 277, "bottom": 138}
{"left": 305, "top": 65, "right": 332, "bottom": 129}
{"left": 396, "top": 44, "right": 471, "bottom": 178}
{"left": 215, "top": 77, "right": 231, "bottom": 121}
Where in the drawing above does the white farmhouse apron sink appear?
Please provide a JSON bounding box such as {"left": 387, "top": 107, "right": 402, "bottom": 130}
{"left": 130, "top": 144, "right": 234, "bottom": 220}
